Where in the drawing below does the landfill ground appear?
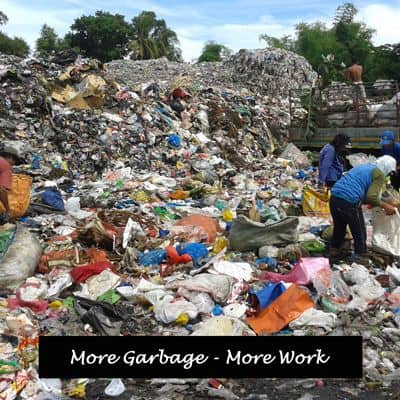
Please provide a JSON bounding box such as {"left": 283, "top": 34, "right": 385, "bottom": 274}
{"left": 85, "top": 378, "right": 400, "bottom": 399}
{"left": 0, "top": 48, "right": 399, "bottom": 400}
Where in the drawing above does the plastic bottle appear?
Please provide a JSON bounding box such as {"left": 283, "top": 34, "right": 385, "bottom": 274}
{"left": 31, "top": 154, "right": 41, "bottom": 170}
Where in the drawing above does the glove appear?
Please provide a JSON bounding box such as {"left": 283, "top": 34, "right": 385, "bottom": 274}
{"left": 0, "top": 212, "right": 10, "bottom": 224}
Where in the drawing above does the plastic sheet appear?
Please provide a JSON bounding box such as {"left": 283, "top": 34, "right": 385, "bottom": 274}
{"left": 260, "top": 257, "right": 330, "bottom": 286}
{"left": 246, "top": 285, "right": 314, "bottom": 334}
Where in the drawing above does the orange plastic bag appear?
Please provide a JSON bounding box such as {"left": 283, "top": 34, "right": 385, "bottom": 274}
{"left": 246, "top": 285, "right": 314, "bottom": 335}
{"left": 169, "top": 190, "right": 189, "bottom": 200}
{"left": 0, "top": 174, "right": 32, "bottom": 218}
{"left": 173, "top": 214, "right": 219, "bottom": 243}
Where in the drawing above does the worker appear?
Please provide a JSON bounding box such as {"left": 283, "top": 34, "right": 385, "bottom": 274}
{"left": 344, "top": 59, "right": 366, "bottom": 101}
{"left": 0, "top": 149, "right": 18, "bottom": 224}
{"left": 318, "top": 134, "right": 351, "bottom": 188}
{"left": 329, "top": 155, "right": 397, "bottom": 266}
{"left": 380, "top": 130, "right": 400, "bottom": 190}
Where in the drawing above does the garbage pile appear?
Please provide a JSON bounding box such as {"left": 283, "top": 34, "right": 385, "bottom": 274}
{"left": 226, "top": 48, "right": 317, "bottom": 97}
{"left": 0, "top": 51, "right": 399, "bottom": 399}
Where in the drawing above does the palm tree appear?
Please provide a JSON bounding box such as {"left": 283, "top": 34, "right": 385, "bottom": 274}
{"left": 129, "top": 11, "right": 181, "bottom": 61}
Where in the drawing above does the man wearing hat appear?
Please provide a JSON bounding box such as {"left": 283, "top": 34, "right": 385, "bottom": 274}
{"left": 380, "top": 130, "right": 400, "bottom": 190}
{"left": 0, "top": 146, "right": 23, "bottom": 223}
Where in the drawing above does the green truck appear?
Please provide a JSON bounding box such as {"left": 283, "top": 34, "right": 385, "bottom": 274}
{"left": 289, "top": 80, "right": 400, "bottom": 150}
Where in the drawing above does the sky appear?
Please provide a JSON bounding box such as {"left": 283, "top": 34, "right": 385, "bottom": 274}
{"left": 1, "top": 0, "right": 399, "bottom": 61}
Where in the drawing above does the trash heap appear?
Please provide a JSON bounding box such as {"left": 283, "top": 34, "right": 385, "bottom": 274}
{"left": 0, "top": 52, "right": 399, "bottom": 399}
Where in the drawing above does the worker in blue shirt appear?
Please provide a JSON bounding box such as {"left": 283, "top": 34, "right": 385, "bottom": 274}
{"left": 329, "top": 155, "right": 397, "bottom": 266}
{"left": 380, "top": 130, "right": 400, "bottom": 190}
{"left": 319, "top": 134, "right": 350, "bottom": 188}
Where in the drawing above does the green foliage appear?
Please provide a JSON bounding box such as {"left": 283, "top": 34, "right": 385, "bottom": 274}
{"left": 0, "top": 11, "right": 29, "bottom": 57}
{"left": 35, "top": 24, "right": 68, "bottom": 57}
{"left": 67, "top": 11, "right": 131, "bottom": 62}
{"left": 198, "top": 41, "right": 232, "bottom": 62}
{"left": 129, "top": 11, "right": 182, "bottom": 61}
{"left": 260, "top": 2, "right": 400, "bottom": 83}
{"left": 0, "top": 32, "right": 29, "bottom": 57}
{"left": 259, "top": 34, "right": 294, "bottom": 51}
{"left": 365, "top": 44, "right": 400, "bottom": 82}
{"left": 0, "top": 11, "right": 8, "bottom": 25}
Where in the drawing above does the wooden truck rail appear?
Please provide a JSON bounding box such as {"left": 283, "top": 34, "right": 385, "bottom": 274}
{"left": 289, "top": 81, "right": 400, "bottom": 149}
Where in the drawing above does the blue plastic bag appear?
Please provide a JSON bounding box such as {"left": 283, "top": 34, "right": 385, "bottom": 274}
{"left": 41, "top": 188, "right": 65, "bottom": 211}
{"left": 255, "top": 257, "right": 278, "bottom": 268}
{"left": 139, "top": 249, "right": 167, "bottom": 266}
{"left": 176, "top": 243, "right": 209, "bottom": 267}
{"left": 167, "top": 134, "right": 181, "bottom": 148}
{"left": 252, "top": 282, "right": 286, "bottom": 311}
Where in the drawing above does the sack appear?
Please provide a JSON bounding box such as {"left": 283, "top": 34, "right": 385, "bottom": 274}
{"left": 302, "top": 187, "right": 330, "bottom": 218}
{"left": 41, "top": 188, "right": 65, "bottom": 211}
{"left": 0, "top": 224, "right": 42, "bottom": 290}
{"left": 0, "top": 174, "right": 32, "bottom": 218}
{"left": 372, "top": 208, "right": 400, "bottom": 256}
{"left": 229, "top": 215, "right": 299, "bottom": 251}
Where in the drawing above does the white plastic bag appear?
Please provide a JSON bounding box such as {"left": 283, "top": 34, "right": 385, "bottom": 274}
{"left": 372, "top": 208, "right": 400, "bottom": 256}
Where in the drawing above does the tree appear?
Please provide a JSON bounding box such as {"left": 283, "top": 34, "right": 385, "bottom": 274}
{"left": 333, "top": 3, "right": 374, "bottom": 66}
{"left": 259, "top": 34, "right": 294, "bottom": 51}
{"left": 0, "top": 11, "right": 8, "bottom": 25}
{"left": 0, "top": 33, "right": 30, "bottom": 57}
{"left": 67, "top": 11, "right": 131, "bottom": 62}
{"left": 35, "top": 24, "right": 67, "bottom": 57}
{"left": 365, "top": 43, "right": 400, "bottom": 82}
{"left": 128, "top": 11, "right": 182, "bottom": 61}
{"left": 295, "top": 22, "right": 344, "bottom": 80}
{"left": 0, "top": 11, "right": 30, "bottom": 57}
{"left": 198, "top": 41, "right": 232, "bottom": 62}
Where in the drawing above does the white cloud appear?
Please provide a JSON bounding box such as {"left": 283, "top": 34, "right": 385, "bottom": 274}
{"left": 175, "top": 16, "right": 293, "bottom": 61}
{"left": 1, "top": 0, "right": 81, "bottom": 51}
{"left": 358, "top": 2, "right": 400, "bottom": 45}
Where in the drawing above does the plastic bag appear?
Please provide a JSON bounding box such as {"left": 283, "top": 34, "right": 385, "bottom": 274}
{"left": 177, "top": 288, "right": 215, "bottom": 314}
{"left": 289, "top": 308, "right": 337, "bottom": 331}
{"left": 280, "top": 143, "right": 309, "bottom": 169}
{"left": 166, "top": 273, "right": 234, "bottom": 304}
{"left": 173, "top": 215, "right": 219, "bottom": 244}
{"left": 302, "top": 187, "right": 330, "bottom": 218}
{"left": 8, "top": 277, "right": 48, "bottom": 313}
{"left": 176, "top": 243, "right": 209, "bottom": 266}
{"left": 0, "top": 174, "right": 32, "bottom": 218}
{"left": 0, "top": 225, "right": 42, "bottom": 290}
{"left": 260, "top": 257, "right": 330, "bottom": 286}
{"left": 167, "top": 134, "right": 181, "bottom": 148}
{"left": 139, "top": 249, "right": 167, "bottom": 266}
{"left": 211, "top": 260, "right": 254, "bottom": 282}
{"left": 41, "top": 188, "right": 65, "bottom": 211}
{"left": 371, "top": 208, "right": 400, "bottom": 256}
{"left": 246, "top": 285, "right": 314, "bottom": 334}
{"left": 249, "top": 282, "right": 286, "bottom": 312}
{"left": 154, "top": 296, "right": 198, "bottom": 324}
{"left": 191, "top": 316, "right": 255, "bottom": 336}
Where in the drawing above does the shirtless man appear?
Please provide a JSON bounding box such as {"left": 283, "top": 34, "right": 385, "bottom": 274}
{"left": 345, "top": 59, "right": 367, "bottom": 100}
